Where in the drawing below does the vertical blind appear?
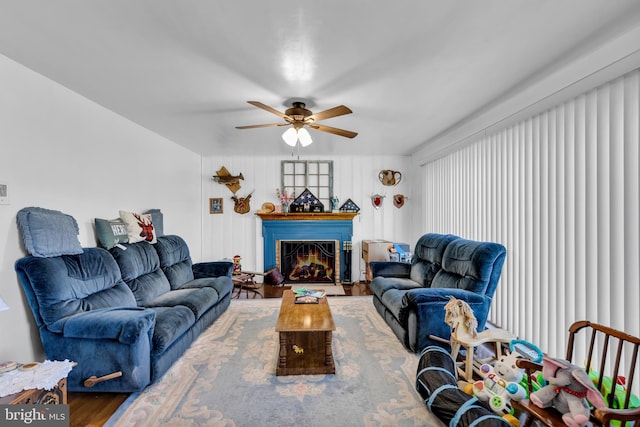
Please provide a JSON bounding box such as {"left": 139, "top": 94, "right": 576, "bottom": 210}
{"left": 422, "top": 69, "right": 640, "bottom": 369}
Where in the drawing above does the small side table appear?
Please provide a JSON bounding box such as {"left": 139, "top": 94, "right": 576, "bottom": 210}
{"left": 0, "top": 377, "right": 68, "bottom": 405}
{"left": 232, "top": 272, "right": 263, "bottom": 298}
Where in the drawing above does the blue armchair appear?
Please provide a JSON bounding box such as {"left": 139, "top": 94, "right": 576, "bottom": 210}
{"left": 370, "top": 233, "right": 506, "bottom": 353}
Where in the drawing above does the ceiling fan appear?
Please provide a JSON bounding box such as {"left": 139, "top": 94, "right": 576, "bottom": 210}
{"left": 236, "top": 101, "right": 357, "bottom": 147}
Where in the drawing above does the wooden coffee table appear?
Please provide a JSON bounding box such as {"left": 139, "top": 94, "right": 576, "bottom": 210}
{"left": 275, "top": 290, "right": 336, "bottom": 376}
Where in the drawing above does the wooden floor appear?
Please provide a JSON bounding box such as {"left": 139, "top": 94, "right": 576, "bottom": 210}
{"left": 68, "top": 282, "right": 373, "bottom": 427}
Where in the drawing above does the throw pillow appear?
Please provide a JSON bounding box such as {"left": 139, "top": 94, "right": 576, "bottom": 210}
{"left": 95, "top": 218, "right": 129, "bottom": 249}
{"left": 119, "top": 210, "right": 157, "bottom": 244}
{"left": 16, "top": 207, "right": 84, "bottom": 257}
{"left": 143, "top": 209, "right": 164, "bottom": 237}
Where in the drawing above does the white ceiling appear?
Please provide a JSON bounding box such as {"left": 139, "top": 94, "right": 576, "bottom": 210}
{"left": 1, "top": 1, "right": 639, "bottom": 157}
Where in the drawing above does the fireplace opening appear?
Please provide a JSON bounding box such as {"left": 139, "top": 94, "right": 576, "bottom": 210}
{"left": 276, "top": 240, "right": 340, "bottom": 285}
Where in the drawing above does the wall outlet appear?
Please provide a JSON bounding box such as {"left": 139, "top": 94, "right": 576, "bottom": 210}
{"left": 0, "top": 183, "right": 10, "bottom": 205}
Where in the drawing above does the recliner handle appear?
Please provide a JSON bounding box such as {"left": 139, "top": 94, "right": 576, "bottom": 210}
{"left": 83, "top": 371, "right": 123, "bottom": 387}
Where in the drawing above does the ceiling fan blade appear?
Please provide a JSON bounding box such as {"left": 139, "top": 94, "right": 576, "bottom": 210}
{"left": 308, "top": 105, "right": 352, "bottom": 122}
{"left": 309, "top": 124, "right": 358, "bottom": 139}
{"left": 235, "top": 123, "right": 288, "bottom": 129}
{"left": 247, "top": 101, "right": 289, "bottom": 119}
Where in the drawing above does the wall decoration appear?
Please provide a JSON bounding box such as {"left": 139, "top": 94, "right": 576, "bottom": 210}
{"left": 212, "top": 166, "right": 244, "bottom": 194}
{"left": 291, "top": 188, "right": 324, "bottom": 212}
{"left": 393, "top": 194, "right": 407, "bottom": 208}
{"left": 281, "top": 160, "right": 334, "bottom": 209}
{"left": 379, "top": 170, "right": 402, "bottom": 186}
{"left": 231, "top": 191, "right": 253, "bottom": 214}
{"left": 371, "top": 193, "right": 385, "bottom": 209}
{"left": 209, "top": 198, "right": 224, "bottom": 214}
{"left": 339, "top": 198, "right": 360, "bottom": 212}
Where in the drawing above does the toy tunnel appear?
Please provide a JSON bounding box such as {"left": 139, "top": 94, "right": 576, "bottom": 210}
{"left": 416, "top": 346, "right": 511, "bottom": 427}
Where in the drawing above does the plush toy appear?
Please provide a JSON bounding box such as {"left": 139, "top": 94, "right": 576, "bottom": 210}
{"left": 232, "top": 255, "right": 242, "bottom": 275}
{"left": 473, "top": 349, "right": 528, "bottom": 418}
{"left": 530, "top": 356, "right": 606, "bottom": 427}
{"left": 471, "top": 339, "right": 543, "bottom": 423}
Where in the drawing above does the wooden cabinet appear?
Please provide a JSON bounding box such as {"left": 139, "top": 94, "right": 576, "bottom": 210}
{"left": 362, "top": 240, "right": 391, "bottom": 282}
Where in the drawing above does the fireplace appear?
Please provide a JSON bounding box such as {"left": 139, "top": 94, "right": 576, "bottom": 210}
{"left": 257, "top": 212, "right": 358, "bottom": 284}
{"left": 276, "top": 240, "right": 340, "bottom": 285}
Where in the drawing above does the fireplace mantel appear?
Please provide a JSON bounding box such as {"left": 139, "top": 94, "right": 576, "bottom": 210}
{"left": 256, "top": 212, "right": 358, "bottom": 221}
{"left": 258, "top": 212, "right": 357, "bottom": 283}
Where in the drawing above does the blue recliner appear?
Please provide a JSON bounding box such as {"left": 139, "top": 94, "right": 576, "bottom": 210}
{"left": 370, "top": 233, "right": 506, "bottom": 353}
{"left": 14, "top": 207, "right": 233, "bottom": 392}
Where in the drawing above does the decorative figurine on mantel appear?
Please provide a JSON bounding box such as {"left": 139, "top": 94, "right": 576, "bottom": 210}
{"left": 339, "top": 198, "right": 360, "bottom": 212}
{"left": 291, "top": 188, "right": 324, "bottom": 212}
{"left": 277, "top": 188, "right": 295, "bottom": 213}
{"left": 330, "top": 196, "right": 339, "bottom": 213}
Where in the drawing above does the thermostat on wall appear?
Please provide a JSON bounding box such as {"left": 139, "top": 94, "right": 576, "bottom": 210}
{"left": 0, "top": 183, "right": 9, "bottom": 205}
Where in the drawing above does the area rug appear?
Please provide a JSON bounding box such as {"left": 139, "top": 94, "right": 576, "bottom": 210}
{"left": 290, "top": 284, "right": 346, "bottom": 295}
{"left": 106, "top": 297, "right": 443, "bottom": 427}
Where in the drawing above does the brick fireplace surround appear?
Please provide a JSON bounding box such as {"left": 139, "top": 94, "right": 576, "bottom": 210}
{"left": 256, "top": 212, "right": 358, "bottom": 284}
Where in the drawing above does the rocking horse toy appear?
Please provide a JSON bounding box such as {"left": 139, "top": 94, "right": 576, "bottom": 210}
{"left": 444, "top": 296, "right": 518, "bottom": 382}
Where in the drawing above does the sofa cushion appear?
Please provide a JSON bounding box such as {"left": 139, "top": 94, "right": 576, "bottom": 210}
{"left": 15, "top": 248, "right": 137, "bottom": 331}
{"left": 119, "top": 210, "right": 157, "bottom": 244}
{"left": 144, "top": 287, "right": 218, "bottom": 320}
{"left": 410, "top": 260, "right": 433, "bottom": 286}
{"left": 413, "top": 233, "right": 459, "bottom": 264}
{"left": 61, "top": 307, "right": 156, "bottom": 344}
{"left": 110, "top": 242, "right": 171, "bottom": 306}
{"left": 154, "top": 235, "right": 195, "bottom": 289}
{"left": 432, "top": 239, "right": 505, "bottom": 294}
{"left": 410, "top": 233, "right": 459, "bottom": 287}
{"left": 179, "top": 277, "right": 233, "bottom": 299}
{"left": 17, "top": 207, "right": 84, "bottom": 258}
{"left": 370, "top": 276, "right": 423, "bottom": 323}
{"left": 95, "top": 218, "right": 129, "bottom": 250}
{"left": 150, "top": 306, "right": 196, "bottom": 353}
{"left": 371, "top": 276, "right": 424, "bottom": 294}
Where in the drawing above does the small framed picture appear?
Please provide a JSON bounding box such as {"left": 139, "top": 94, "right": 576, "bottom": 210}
{"left": 209, "top": 198, "right": 223, "bottom": 214}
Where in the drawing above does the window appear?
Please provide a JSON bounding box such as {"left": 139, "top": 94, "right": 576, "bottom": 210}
{"left": 281, "top": 160, "right": 333, "bottom": 208}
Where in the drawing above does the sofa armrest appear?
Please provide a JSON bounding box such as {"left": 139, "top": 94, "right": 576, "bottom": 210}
{"left": 57, "top": 307, "right": 156, "bottom": 345}
{"left": 402, "top": 288, "right": 490, "bottom": 352}
{"left": 370, "top": 261, "right": 411, "bottom": 278}
{"left": 192, "top": 261, "right": 234, "bottom": 278}
{"left": 403, "top": 287, "right": 486, "bottom": 306}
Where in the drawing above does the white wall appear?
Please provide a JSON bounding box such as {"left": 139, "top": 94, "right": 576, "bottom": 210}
{"left": 0, "top": 54, "right": 203, "bottom": 362}
{"left": 200, "top": 155, "right": 415, "bottom": 281}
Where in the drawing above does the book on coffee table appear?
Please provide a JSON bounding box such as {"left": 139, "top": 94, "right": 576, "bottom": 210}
{"left": 295, "top": 295, "right": 320, "bottom": 304}
{"left": 293, "top": 288, "right": 326, "bottom": 303}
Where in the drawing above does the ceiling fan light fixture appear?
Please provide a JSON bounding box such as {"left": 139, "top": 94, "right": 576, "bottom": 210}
{"left": 282, "top": 127, "right": 298, "bottom": 146}
{"left": 298, "top": 127, "right": 313, "bottom": 146}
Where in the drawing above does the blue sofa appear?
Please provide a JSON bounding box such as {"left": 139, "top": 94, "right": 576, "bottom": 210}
{"left": 14, "top": 207, "right": 233, "bottom": 392}
{"left": 370, "top": 233, "right": 506, "bottom": 353}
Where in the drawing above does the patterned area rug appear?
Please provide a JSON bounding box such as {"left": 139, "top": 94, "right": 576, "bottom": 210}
{"left": 106, "top": 297, "right": 443, "bottom": 427}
